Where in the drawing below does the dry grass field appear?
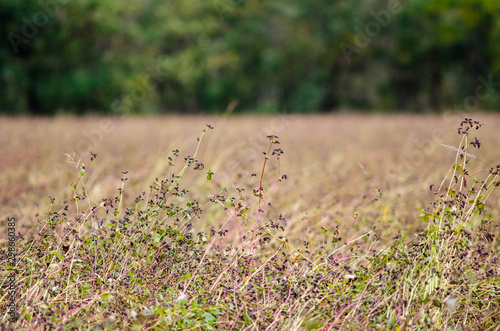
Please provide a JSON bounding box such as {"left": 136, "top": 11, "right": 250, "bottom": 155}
{"left": 2, "top": 113, "right": 500, "bottom": 238}
{"left": 1, "top": 113, "right": 500, "bottom": 329}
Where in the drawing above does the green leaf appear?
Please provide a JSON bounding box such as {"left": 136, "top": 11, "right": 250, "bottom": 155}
{"left": 129, "top": 270, "right": 138, "bottom": 285}
{"left": 242, "top": 313, "right": 252, "bottom": 324}
{"left": 101, "top": 293, "right": 113, "bottom": 301}
{"left": 207, "top": 169, "right": 213, "bottom": 181}
{"left": 181, "top": 272, "right": 191, "bottom": 282}
{"left": 81, "top": 285, "right": 88, "bottom": 298}
{"left": 53, "top": 251, "right": 65, "bottom": 260}
{"left": 203, "top": 312, "right": 216, "bottom": 322}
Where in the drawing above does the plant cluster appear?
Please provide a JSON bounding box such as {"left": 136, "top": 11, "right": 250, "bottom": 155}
{"left": 1, "top": 119, "right": 499, "bottom": 330}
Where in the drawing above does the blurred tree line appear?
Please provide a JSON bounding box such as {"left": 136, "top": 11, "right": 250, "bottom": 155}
{"left": 1, "top": 0, "right": 499, "bottom": 115}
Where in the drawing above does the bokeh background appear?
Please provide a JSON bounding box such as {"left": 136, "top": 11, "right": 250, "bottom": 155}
{"left": 1, "top": 0, "right": 500, "bottom": 115}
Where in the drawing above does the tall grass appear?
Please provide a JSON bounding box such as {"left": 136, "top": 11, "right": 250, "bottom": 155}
{"left": 1, "top": 118, "right": 499, "bottom": 330}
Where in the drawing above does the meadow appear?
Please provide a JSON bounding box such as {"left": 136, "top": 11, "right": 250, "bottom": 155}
{"left": 1, "top": 113, "right": 499, "bottom": 330}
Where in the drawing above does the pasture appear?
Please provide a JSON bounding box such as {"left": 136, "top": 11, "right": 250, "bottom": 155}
{"left": 1, "top": 113, "right": 499, "bottom": 329}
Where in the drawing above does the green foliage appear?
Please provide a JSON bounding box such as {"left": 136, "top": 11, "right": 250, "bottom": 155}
{"left": 2, "top": 0, "right": 500, "bottom": 114}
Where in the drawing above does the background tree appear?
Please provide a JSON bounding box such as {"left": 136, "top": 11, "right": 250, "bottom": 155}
{"left": 1, "top": 0, "right": 499, "bottom": 115}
